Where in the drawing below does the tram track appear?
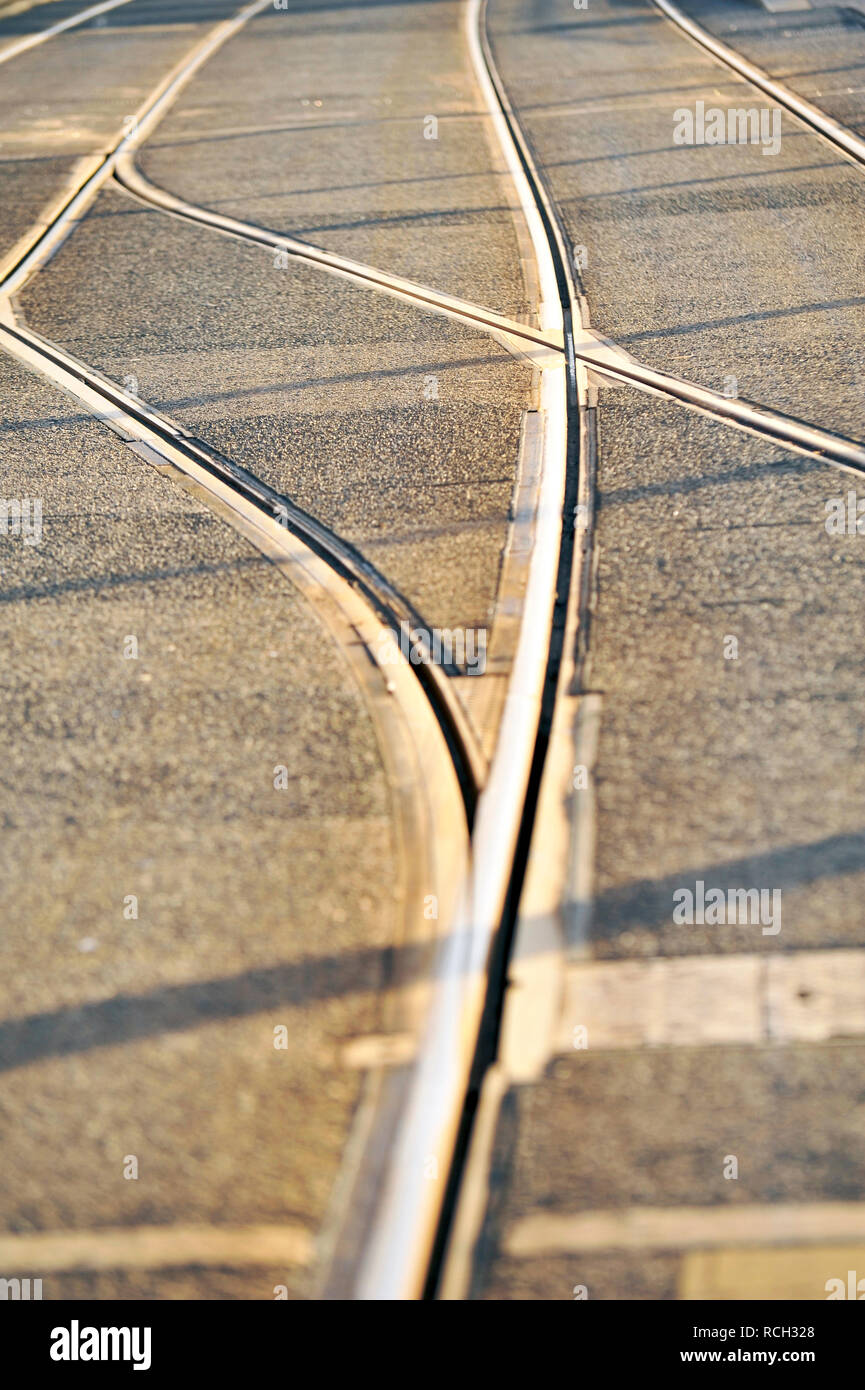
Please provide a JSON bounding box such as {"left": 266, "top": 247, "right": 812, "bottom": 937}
{"left": 0, "top": 0, "right": 135, "bottom": 68}
{"left": 648, "top": 0, "right": 865, "bottom": 170}
{"left": 5, "top": 1, "right": 864, "bottom": 478}
{"left": 0, "top": 309, "right": 488, "bottom": 805}
{"left": 109, "top": 155, "right": 865, "bottom": 477}
{"left": 3, "top": 0, "right": 865, "bottom": 1301}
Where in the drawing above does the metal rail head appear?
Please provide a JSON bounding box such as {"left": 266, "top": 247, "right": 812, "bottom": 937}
{"left": 649, "top": 0, "right": 865, "bottom": 169}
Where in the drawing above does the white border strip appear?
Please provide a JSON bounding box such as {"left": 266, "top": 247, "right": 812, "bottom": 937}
{"left": 0, "top": 1222, "right": 314, "bottom": 1272}
{"left": 506, "top": 1201, "right": 865, "bottom": 1257}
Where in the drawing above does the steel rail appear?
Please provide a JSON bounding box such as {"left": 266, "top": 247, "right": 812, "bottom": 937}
{"left": 0, "top": 0, "right": 136, "bottom": 68}
{"left": 111, "top": 163, "right": 865, "bottom": 477}
{"left": 649, "top": 0, "right": 865, "bottom": 170}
